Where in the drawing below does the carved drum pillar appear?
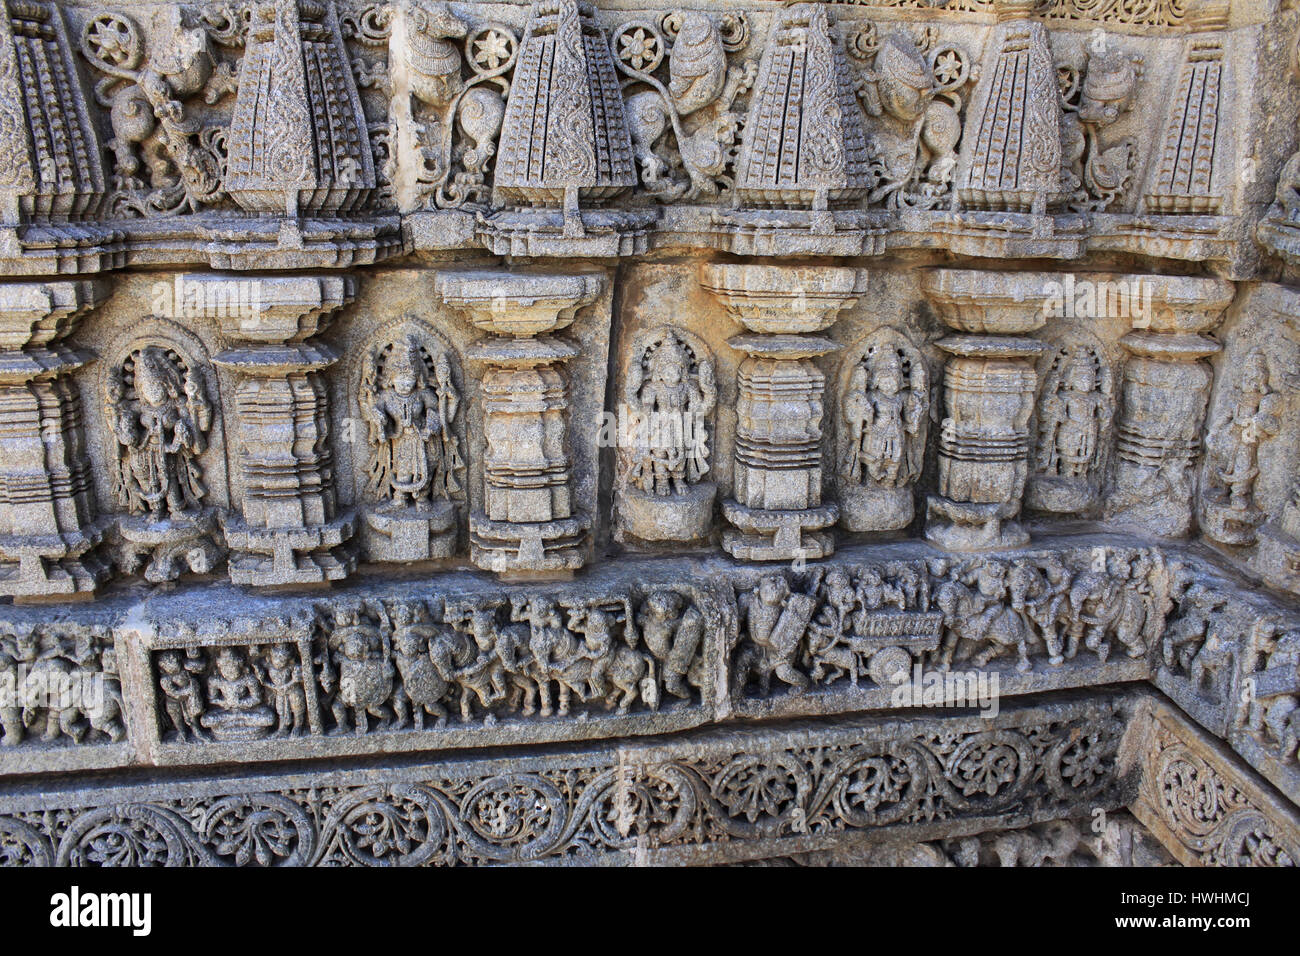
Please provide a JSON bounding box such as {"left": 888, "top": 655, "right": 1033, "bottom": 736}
{"left": 700, "top": 264, "right": 859, "bottom": 561}
{"left": 206, "top": 274, "right": 358, "bottom": 586}
{"left": 1106, "top": 276, "right": 1233, "bottom": 538}
{"left": 0, "top": 281, "right": 110, "bottom": 599}
{"left": 920, "top": 270, "right": 1046, "bottom": 551}
{"left": 438, "top": 270, "right": 599, "bottom": 578}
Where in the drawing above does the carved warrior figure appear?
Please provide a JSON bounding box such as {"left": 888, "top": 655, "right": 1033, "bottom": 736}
{"left": 361, "top": 336, "right": 463, "bottom": 507}
{"left": 1028, "top": 343, "right": 1114, "bottom": 514}
{"left": 840, "top": 334, "right": 928, "bottom": 531}
{"left": 106, "top": 346, "right": 213, "bottom": 520}
{"left": 616, "top": 11, "right": 756, "bottom": 201}
{"left": 1201, "top": 350, "right": 1282, "bottom": 545}
{"left": 854, "top": 29, "right": 969, "bottom": 210}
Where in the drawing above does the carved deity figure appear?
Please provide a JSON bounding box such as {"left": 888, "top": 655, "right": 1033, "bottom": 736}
{"left": 1037, "top": 351, "right": 1109, "bottom": 480}
{"left": 361, "top": 336, "right": 463, "bottom": 507}
{"left": 1205, "top": 351, "right": 1281, "bottom": 515}
{"left": 106, "top": 346, "right": 213, "bottom": 520}
{"left": 199, "top": 647, "right": 276, "bottom": 742}
{"left": 843, "top": 348, "right": 926, "bottom": 488}
{"left": 626, "top": 331, "right": 716, "bottom": 496}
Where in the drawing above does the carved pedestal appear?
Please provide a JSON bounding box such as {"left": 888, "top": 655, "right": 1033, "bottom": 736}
{"left": 0, "top": 281, "right": 110, "bottom": 599}
{"left": 920, "top": 270, "right": 1046, "bottom": 551}
{"left": 701, "top": 264, "right": 859, "bottom": 561}
{"left": 439, "top": 271, "right": 599, "bottom": 578}
{"left": 206, "top": 275, "right": 357, "bottom": 586}
{"left": 1106, "top": 276, "right": 1233, "bottom": 539}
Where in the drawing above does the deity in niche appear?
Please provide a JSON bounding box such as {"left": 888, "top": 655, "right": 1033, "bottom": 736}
{"left": 618, "top": 328, "right": 718, "bottom": 543}
{"left": 359, "top": 331, "right": 464, "bottom": 562}
{"left": 840, "top": 330, "right": 928, "bottom": 532}
{"left": 106, "top": 345, "right": 213, "bottom": 520}
{"left": 1027, "top": 342, "right": 1113, "bottom": 515}
{"left": 361, "top": 335, "right": 463, "bottom": 507}
{"left": 1201, "top": 349, "right": 1283, "bottom": 545}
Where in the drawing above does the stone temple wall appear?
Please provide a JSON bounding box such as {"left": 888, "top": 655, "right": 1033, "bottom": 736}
{"left": 0, "top": 0, "right": 1299, "bottom": 867}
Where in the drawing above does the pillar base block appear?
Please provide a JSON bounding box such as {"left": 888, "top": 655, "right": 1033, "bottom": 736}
{"left": 925, "top": 497, "right": 1028, "bottom": 551}
{"left": 722, "top": 500, "right": 838, "bottom": 561}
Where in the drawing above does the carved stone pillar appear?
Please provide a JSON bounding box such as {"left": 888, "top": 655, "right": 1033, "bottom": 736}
{"left": 919, "top": 270, "right": 1046, "bottom": 551}
{"left": 700, "top": 264, "right": 859, "bottom": 561}
{"left": 0, "top": 281, "right": 110, "bottom": 599}
{"left": 1105, "top": 276, "right": 1233, "bottom": 539}
{"left": 438, "top": 270, "right": 599, "bottom": 578}
{"left": 205, "top": 275, "right": 357, "bottom": 586}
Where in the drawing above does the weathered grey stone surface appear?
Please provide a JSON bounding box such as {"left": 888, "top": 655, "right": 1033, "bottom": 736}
{"left": 1, "top": 0, "right": 1300, "bottom": 867}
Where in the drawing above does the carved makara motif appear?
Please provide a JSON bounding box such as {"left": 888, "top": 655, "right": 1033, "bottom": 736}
{"left": 733, "top": 3, "right": 872, "bottom": 214}
{"left": 358, "top": 324, "right": 464, "bottom": 561}
{"left": 1026, "top": 338, "right": 1115, "bottom": 515}
{"left": 839, "top": 329, "right": 929, "bottom": 532}
{"left": 1059, "top": 36, "right": 1140, "bottom": 213}
{"left": 615, "top": 11, "right": 755, "bottom": 202}
{"left": 616, "top": 327, "right": 717, "bottom": 543}
{"left": 492, "top": 0, "right": 636, "bottom": 235}
{"left": 224, "top": 0, "right": 376, "bottom": 217}
{"left": 1200, "top": 349, "right": 1283, "bottom": 545}
{"left": 79, "top": 11, "right": 230, "bottom": 217}
{"left": 853, "top": 27, "right": 971, "bottom": 210}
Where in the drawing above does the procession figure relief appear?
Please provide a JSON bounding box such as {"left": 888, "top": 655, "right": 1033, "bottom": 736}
{"left": 840, "top": 332, "right": 929, "bottom": 532}
{"left": 618, "top": 328, "right": 718, "bottom": 543}
{"left": 107, "top": 345, "right": 213, "bottom": 520}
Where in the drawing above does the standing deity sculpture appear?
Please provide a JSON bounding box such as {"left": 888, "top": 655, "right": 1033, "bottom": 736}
{"left": 1027, "top": 342, "right": 1114, "bottom": 514}
{"left": 840, "top": 330, "right": 929, "bottom": 532}
{"left": 617, "top": 328, "right": 718, "bottom": 543}
{"left": 105, "top": 342, "right": 221, "bottom": 582}
{"left": 1201, "top": 349, "right": 1282, "bottom": 545}
{"left": 360, "top": 332, "right": 464, "bottom": 562}
{"left": 107, "top": 346, "right": 213, "bottom": 520}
